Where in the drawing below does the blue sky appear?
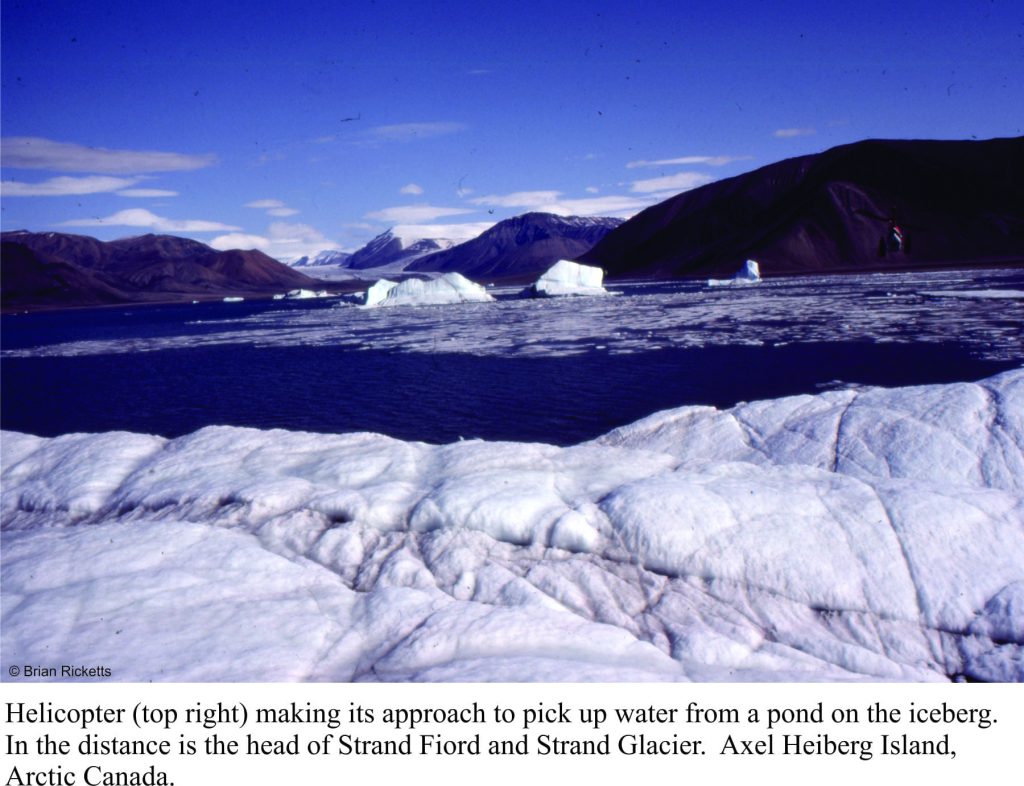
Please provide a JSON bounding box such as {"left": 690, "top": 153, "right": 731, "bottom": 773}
{"left": 2, "top": 0, "right": 1021, "bottom": 259}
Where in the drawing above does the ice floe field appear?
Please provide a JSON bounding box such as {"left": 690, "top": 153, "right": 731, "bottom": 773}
{"left": 2, "top": 268, "right": 1023, "bottom": 681}
{"left": 3, "top": 269, "right": 1022, "bottom": 443}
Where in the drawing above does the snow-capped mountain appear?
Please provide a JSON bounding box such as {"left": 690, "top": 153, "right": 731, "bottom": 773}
{"left": 406, "top": 213, "right": 624, "bottom": 282}
{"left": 289, "top": 249, "right": 352, "bottom": 268}
{"left": 343, "top": 229, "right": 457, "bottom": 272}
{"left": 284, "top": 233, "right": 457, "bottom": 279}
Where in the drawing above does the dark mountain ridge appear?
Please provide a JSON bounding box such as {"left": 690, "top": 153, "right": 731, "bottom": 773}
{"left": 343, "top": 231, "right": 455, "bottom": 271}
{"left": 2, "top": 231, "right": 325, "bottom": 310}
{"left": 407, "top": 213, "right": 624, "bottom": 281}
{"left": 1, "top": 241, "right": 132, "bottom": 309}
{"left": 581, "top": 137, "right": 1024, "bottom": 279}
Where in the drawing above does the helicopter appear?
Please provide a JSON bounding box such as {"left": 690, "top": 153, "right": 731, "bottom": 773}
{"left": 855, "top": 207, "right": 914, "bottom": 258}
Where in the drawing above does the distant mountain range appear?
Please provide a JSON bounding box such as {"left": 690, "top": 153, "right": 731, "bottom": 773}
{"left": 5, "top": 138, "right": 1021, "bottom": 311}
{"left": 286, "top": 216, "right": 622, "bottom": 283}
{"left": 406, "top": 213, "right": 624, "bottom": 281}
{"left": 582, "top": 137, "right": 1024, "bottom": 279}
{"left": 286, "top": 231, "right": 457, "bottom": 276}
{"left": 341, "top": 230, "right": 457, "bottom": 271}
{"left": 2, "top": 231, "right": 325, "bottom": 310}
{"left": 290, "top": 249, "right": 352, "bottom": 268}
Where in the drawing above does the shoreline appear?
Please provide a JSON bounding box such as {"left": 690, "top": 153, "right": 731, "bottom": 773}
{"left": 0, "top": 280, "right": 364, "bottom": 316}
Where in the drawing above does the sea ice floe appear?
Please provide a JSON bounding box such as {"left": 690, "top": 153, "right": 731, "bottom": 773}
{"left": 284, "top": 289, "right": 333, "bottom": 300}
{"left": 919, "top": 289, "right": 1024, "bottom": 300}
{"left": 4, "top": 268, "right": 1022, "bottom": 362}
{"left": 3, "top": 369, "right": 1022, "bottom": 681}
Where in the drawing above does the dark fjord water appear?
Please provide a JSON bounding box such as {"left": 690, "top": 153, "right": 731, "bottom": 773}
{"left": 3, "top": 270, "right": 1022, "bottom": 445}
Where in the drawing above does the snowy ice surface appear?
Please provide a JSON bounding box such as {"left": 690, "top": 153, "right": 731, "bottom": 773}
{"left": 363, "top": 273, "right": 493, "bottom": 308}
{"left": 920, "top": 289, "right": 1024, "bottom": 300}
{"left": 306, "top": 261, "right": 440, "bottom": 283}
{"left": 532, "top": 260, "right": 609, "bottom": 297}
{"left": 708, "top": 259, "right": 761, "bottom": 287}
{"left": 3, "top": 370, "right": 1023, "bottom": 682}
{"left": 10, "top": 269, "right": 1019, "bottom": 363}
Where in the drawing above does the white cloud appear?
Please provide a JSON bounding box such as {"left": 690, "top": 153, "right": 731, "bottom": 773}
{"left": 365, "top": 204, "right": 476, "bottom": 223}
{"left": 246, "top": 199, "right": 299, "bottom": 218}
{"left": 453, "top": 180, "right": 715, "bottom": 220}
{"left": 1, "top": 137, "right": 215, "bottom": 173}
{"left": 548, "top": 195, "right": 662, "bottom": 217}
{"left": 629, "top": 171, "right": 714, "bottom": 194}
{"left": 469, "top": 190, "right": 563, "bottom": 208}
{"left": 391, "top": 222, "right": 496, "bottom": 243}
{"left": 116, "top": 188, "right": 179, "bottom": 197}
{"left": 368, "top": 122, "right": 466, "bottom": 142}
{"left": 1, "top": 175, "right": 140, "bottom": 197}
{"left": 268, "top": 221, "right": 328, "bottom": 242}
{"left": 774, "top": 127, "right": 816, "bottom": 138}
{"left": 61, "top": 208, "right": 239, "bottom": 233}
{"left": 208, "top": 233, "right": 271, "bottom": 251}
{"left": 468, "top": 189, "right": 666, "bottom": 219}
{"left": 400, "top": 183, "right": 424, "bottom": 195}
{"left": 211, "top": 222, "right": 340, "bottom": 262}
{"left": 626, "top": 155, "right": 749, "bottom": 168}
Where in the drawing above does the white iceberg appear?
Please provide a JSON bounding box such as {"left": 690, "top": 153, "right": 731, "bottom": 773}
{"left": 531, "top": 260, "right": 609, "bottom": 297}
{"left": 708, "top": 259, "right": 761, "bottom": 287}
{"left": 3, "top": 369, "right": 1022, "bottom": 681}
{"left": 363, "top": 278, "right": 399, "bottom": 306}
{"left": 363, "top": 273, "right": 493, "bottom": 308}
{"left": 281, "top": 289, "right": 333, "bottom": 300}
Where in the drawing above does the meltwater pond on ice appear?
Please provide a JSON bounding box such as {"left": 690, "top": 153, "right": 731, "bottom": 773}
{"left": 1, "top": 340, "right": 1018, "bottom": 444}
